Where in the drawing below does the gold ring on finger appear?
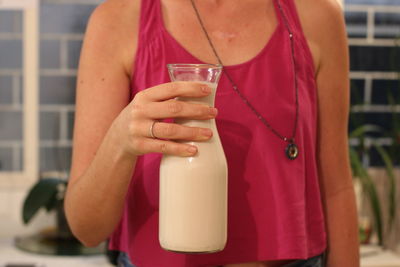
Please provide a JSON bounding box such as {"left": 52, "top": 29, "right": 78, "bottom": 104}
{"left": 149, "top": 121, "right": 158, "bottom": 139}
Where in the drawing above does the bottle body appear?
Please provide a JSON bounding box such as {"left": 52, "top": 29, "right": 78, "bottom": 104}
{"left": 159, "top": 74, "right": 228, "bottom": 253}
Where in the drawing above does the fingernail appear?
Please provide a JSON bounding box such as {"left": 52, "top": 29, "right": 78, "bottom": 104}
{"left": 187, "top": 146, "right": 197, "bottom": 154}
{"left": 201, "top": 129, "right": 213, "bottom": 137}
{"left": 210, "top": 107, "right": 218, "bottom": 115}
{"left": 201, "top": 86, "right": 211, "bottom": 94}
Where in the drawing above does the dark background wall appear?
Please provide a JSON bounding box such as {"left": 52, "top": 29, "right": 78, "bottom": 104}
{"left": 346, "top": 0, "right": 400, "bottom": 167}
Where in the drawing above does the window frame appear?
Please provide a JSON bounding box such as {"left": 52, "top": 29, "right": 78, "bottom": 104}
{"left": 0, "top": 0, "right": 39, "bottom": 188}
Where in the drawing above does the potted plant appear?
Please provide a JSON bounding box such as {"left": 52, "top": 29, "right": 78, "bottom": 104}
{"left": 349, "top": 122, "right": 397, "bottom": 247}
{"left": 22, "top": 176, "right": 70, "bottom": 238}
{"left": 16, "top": 173, "right": 105, "bottom": 256}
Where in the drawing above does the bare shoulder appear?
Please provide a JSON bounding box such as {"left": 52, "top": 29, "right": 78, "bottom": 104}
{"left": 296, "top": 0, "right": 346, "bottom": 41}
{"left": 294, "top": 0, "right": 347, "bottom": 72}
{"left": 90, "top": 0, "right": 140, "bottom": 27}
{"left": 70, "top": 0, "right": 141, "bottom": 181}
{"left": 85, "top": 0, "right": 141, "bottom": 74}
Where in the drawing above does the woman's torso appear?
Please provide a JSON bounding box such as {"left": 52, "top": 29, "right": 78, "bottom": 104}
{"left": 109, "top": 0, "right": 327, "bottom": 266}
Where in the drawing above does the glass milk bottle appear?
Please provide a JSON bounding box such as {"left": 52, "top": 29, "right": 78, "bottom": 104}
{"left": 159, "top": 64, "right": 228, "bottom": 253}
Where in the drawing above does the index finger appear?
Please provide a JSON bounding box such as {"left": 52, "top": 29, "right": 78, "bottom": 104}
{"left": 139, "top": 82, "right": 212, "bottom": 102}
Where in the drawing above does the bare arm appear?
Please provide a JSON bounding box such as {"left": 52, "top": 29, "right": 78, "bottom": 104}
{"left": 65, "top": 0, "right": 216, "bottom": 247}
{"left": 64, "top": 0, "right": 140, "bottom": 247}
{"left": 298, "top": 0, "right": 360, "bottom": 265}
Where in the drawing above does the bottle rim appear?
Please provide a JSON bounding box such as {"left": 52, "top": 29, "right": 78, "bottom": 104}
{"left": 167, "top": 63, "right": 222, "bottom": 70}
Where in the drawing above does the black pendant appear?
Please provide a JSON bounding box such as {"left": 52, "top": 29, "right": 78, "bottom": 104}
{"left": 285, "top": 143, "right": 299, "bottom": 160}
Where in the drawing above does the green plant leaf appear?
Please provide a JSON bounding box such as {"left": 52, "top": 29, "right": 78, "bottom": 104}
{"left": 386, "top": 91, "right": 400, "bottom": 166}
{"left": 373, "top": 142, "right": 396, "bottom": 232}
{"left": 22, "top": 178, "right": 67, "bottom": 224}
{"left": 44, "top": 192, "right": 59, "bottom": 212}
{"left": 349, "top": 148, "right": 383, "bottom": 245}
{"left": 349, "top": 125, "right": 383, "bottom": 138}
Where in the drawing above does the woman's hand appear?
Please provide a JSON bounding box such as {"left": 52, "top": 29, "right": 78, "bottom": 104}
{"left": 110, "top": 81, "right": 217, "bottom": 158}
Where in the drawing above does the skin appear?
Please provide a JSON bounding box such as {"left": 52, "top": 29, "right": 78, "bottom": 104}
{"left": 64, "top": 0, "right": 360, "bottom": 266}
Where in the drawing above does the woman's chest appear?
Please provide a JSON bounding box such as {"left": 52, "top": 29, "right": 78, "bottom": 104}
{"left": 161, "top": 0, "right": 279, "bottom": 66}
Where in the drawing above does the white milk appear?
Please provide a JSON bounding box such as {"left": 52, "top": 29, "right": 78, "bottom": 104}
{"left": 159, "top": 83, "right": 228, "bottom": 253}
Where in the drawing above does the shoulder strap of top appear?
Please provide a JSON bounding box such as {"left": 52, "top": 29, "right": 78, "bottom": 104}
{"left": 276, "top": 0, "right": 317, "bottom": 76}
{"left": 137, "top": 0, "right": 163, "bottom": 45}
{"left": 275, "top": 0, "right": 304, "bottom": 35}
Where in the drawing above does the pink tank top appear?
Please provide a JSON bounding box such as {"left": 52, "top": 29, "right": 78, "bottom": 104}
{"left": 109, "top": 0, "right": 327, "bottom": 265}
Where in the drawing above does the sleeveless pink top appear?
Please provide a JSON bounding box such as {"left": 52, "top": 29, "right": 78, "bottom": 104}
{"left": 109, "top": 0, "right": 327, "bottom": 265}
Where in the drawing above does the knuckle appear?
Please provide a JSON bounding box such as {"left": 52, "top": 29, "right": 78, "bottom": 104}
{"left": 132, "top": 138, "right": 145, "bottom": 151}
{"left": 127, "top": 123, "right": 136, "bottom": 136}
{"left": 192, "top": 127, "right": 200, "bottom": 138}
{"left": 130, "top": 103, "right": 142, "bottom": 115}
{"left": 198, "top": 106, "right": 209, "bottom": 116}
{"left": 167, "top": 100, "right": 183, "bottom": 114}
{"left": 130, "top": 101, "right": 149, "bottom": 119}
{"left": 167, "top": 82, "right": 179, "bottom": 95}
{"left": 159, "top": 143, "right": 168, "bottom": 153}
{"left": 134, "top": 90, "right": 144, "bottom": 101}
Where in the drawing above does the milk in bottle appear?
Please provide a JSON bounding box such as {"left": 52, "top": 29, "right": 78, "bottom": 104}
{"left": 159, "top": 64, "right": 228, "bottom": 253}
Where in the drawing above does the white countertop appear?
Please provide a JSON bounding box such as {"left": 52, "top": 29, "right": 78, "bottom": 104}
{"left": 0, "top": 238, "right": 113, "bottom": 267}
{"left": 360, "top": 245, "right": 400, "bottom": 267}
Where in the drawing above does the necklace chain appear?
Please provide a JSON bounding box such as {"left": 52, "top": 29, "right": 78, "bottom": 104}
{"left": 190, "top": 0, "right": 299, "bottom": 145}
